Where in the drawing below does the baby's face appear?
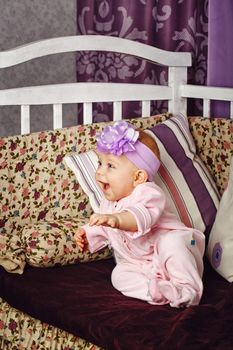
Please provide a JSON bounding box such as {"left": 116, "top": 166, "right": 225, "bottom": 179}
{"left": 95, "top": 151, "right": 138, "bottom": 202}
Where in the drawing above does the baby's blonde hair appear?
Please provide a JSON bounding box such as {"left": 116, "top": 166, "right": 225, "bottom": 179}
{"left": 138, "top": 129, "right": 160, "bottom": 160}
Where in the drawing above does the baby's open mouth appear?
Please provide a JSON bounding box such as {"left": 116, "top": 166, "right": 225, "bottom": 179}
{"left": 100, "top": 182, "right": 110, "bottom": 191}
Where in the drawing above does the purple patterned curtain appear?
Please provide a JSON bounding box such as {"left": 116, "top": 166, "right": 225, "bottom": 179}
{"left": 77, "top": 0, "right": 208, "bottom": 123}
{"left": 207, "top": 0, "right": 233, "bottom": 118}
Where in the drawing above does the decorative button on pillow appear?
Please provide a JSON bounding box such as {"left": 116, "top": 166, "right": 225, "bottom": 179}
{"left": 65, "top": 114, "right": 220, "bottom": 235}
{"left": 207, "top": 156, "right": 233, "bottom": 281}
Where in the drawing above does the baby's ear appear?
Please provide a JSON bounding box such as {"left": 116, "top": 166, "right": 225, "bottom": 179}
{"left": 134, "top": 169, "right": 148, "bottom": 185}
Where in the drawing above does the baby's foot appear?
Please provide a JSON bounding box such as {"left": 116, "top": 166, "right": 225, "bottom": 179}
{"left": 157, "top": 280, "right": 199, "bottom": 308}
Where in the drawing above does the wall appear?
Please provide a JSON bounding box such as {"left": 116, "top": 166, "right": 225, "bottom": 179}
{"left": 0, "top": 0, "right": 77, "bottom": 137}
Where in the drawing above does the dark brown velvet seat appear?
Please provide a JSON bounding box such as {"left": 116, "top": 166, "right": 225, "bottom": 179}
{"left": 0, "top": 257, "right": 232, "bottom": 350}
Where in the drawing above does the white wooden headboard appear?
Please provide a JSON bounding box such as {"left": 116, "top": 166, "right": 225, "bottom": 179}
{"left": 0, "top": 35, "right": 232, "bottom": 135}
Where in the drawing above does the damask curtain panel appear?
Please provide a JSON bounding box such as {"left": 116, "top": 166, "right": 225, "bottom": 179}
{"left": 76, "top": 0, "right": 208, "bottom": 122}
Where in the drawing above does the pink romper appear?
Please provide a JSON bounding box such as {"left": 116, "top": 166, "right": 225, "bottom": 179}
{"left": 84, "top": 182, "right": 205, "bottom": 308}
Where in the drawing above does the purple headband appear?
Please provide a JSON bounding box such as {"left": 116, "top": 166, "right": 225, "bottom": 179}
{"left": 96, "top": 121, "right": 160, "bottom": 181}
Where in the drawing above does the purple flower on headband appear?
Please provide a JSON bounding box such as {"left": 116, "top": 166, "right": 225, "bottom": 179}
{"left": 96, "top": 121, "right": 139, "bottom": 156}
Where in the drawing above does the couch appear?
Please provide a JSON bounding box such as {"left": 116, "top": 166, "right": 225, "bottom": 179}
{"left": 0, "top": 113, "right": 233, "bottom": 350}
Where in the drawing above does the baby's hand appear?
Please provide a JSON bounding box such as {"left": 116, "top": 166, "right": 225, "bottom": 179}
{"left": 74, "top": 227, "right": 87, "bottom": 252}
{"left": 90, "top": 213, "right": 120, "bottom": 229}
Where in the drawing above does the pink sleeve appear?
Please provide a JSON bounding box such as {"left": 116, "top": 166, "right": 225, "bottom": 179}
{"left": 124, "top": 184, "right": 166, "bottom": 239}
{"left": 84, "top": 224, "right": 109, "bottom": 253}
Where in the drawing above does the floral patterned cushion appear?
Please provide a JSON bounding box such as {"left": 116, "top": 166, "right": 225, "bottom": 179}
{"left": 189, "top": 117, "right": 233, "bottom": 195}
{"left": 21, "top": 218, "right": 112, "bottom": 268}
{"left": 0, "top": 114, "right": 169, "bottom": 274}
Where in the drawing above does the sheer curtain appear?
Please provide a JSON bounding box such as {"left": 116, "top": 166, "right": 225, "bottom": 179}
{"left": 76, "top": 0, "right": 208, "bottom": 122}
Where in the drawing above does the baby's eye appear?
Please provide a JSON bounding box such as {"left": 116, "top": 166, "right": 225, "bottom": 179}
{"left": 107, "top": 163, "right": 115, "bottom": 169}
{"left": 97, "top": 160, "right": 102, "bottom": 166}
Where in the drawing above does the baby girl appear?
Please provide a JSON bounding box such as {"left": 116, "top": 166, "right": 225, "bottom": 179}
{"left": 75, "top": 121, "right": 205, "bottom": 308}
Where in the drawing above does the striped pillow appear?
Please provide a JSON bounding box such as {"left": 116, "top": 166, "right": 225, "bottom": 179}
{"left": 64, "top": 151, "right": 104, "bottom": 211}
{"left": 65, "top": 114, "right": 220, "bottom": 235}
{"left": 146, "top": 113, "right": 220, "bottom": 236}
